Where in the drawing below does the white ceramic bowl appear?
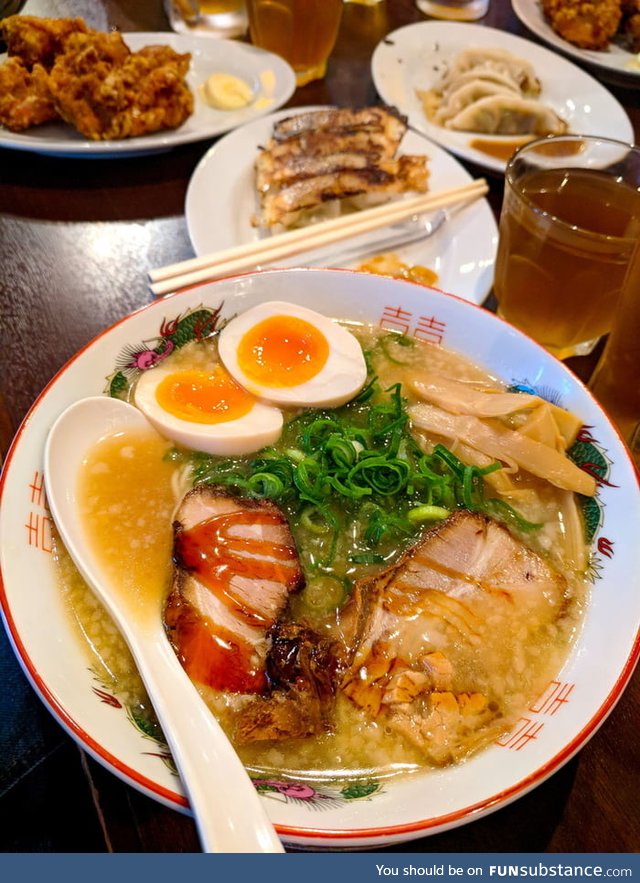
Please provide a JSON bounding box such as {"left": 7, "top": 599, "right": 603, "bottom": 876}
{"left": 1, "top": 268, "right": 639, "bottom": 849}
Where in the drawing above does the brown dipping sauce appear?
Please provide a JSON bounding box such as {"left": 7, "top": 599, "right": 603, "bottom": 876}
{"left": 470, "top": 136, "right": 583, "bottom": 163}
{"left": 469, "top": 137, "right": 534, "bottom": 162}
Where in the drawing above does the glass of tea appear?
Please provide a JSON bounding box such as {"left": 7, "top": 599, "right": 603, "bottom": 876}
{"left": 246, "top": 0, "right": 343, "bottom": 86}
{"left": 590, "top": 239, "right": 640, "bottom": 466}
{"left": 493, "top": 135, "right": 640, "bottom": 360}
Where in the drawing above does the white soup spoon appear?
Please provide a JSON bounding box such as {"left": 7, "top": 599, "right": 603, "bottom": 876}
{"left": 44, "top": 395, "right": 284, "bottom": 854}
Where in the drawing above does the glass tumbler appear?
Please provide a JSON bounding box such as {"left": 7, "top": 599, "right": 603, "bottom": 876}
{"left": 590, "top": 240, "right": 640, "bottom": 466}
{"left": 246, "top": 0, "right": 343, "bottom": 86}
{"left": 493, "top": 135, "right": 640, "bottom": 360}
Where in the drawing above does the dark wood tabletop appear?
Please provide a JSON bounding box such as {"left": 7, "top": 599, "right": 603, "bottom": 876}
{"left": 1, "top": 0, "right": 639, "bottom": 854}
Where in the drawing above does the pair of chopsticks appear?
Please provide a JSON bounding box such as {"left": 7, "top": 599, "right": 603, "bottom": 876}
{"left": 148, "top": 178, "right": 488, "bottom": 298}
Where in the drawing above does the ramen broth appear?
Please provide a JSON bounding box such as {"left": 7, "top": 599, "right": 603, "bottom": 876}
{"left": 53, "top": 326, "right": 589, "bottom": 782}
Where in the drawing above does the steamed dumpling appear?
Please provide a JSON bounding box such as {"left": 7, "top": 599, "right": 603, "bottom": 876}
{"left": 444, "top": 94, "right": 568, "bottom": 136}
{"left": 439, "top": 47, "right": 541, "bottom": 97}
{"left": 438, "top": 63, "right": 526, "bottom": 95}
{"left": 433, "top": 79, "right": 521, "bottom": 126}
{"left": 418, "top": 44, "right": 567, "bottom": 139}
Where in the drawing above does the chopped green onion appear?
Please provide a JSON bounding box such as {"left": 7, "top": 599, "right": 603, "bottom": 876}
{"left": 246, "top": 472, "right": 284, "bottom": 499}
{"left": 301, "top": 576, "right": 348, "bottom": 614}
{"left": 350, "top": 552, "right": 387, "bottom": 565}
{"left": 300, "top": 506, "right": 333, "bottom": 535}
{"left": 189, "top": 374, "right": 539, "bottom": 572}
{"left": 483, "top": 498, "right": 542, "bottom": 533}
{"left": 407, "top": 504, "right": 451, "bottom": 523}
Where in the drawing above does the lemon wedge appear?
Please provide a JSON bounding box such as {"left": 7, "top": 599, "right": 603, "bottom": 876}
{"left": 201, "top": 73, "right": 254, "bottom": 110}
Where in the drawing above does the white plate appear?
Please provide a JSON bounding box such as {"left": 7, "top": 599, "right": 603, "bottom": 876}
{"left": 1, "top": 268, "right": 639, "bottom": 849}
{"left": 371, "top": 22, "right": 634, "bottom": 175}
{"left": 0, "top": 32, "right": 296, "bottom": 158}
{"left": 512, "top": 0, "right": 640, "bottom": 81}
{"left": 185, "top": 105, "right": 498, "bottom": 305}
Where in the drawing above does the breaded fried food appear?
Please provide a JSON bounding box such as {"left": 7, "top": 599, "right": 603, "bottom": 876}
{"left": 46, "top": 35, "right": 193, "bottom": 140}
{"left": 541, "top": 0, "right": 622, "bottom": 49}
{"left": 0, "top": 14, "right": 89, "bottom": 70}
{"left": 621, "top": 0, "right": 640, "bottom": 48}
{"left": 0, "top": 58, "right": 59, "bottom": 131}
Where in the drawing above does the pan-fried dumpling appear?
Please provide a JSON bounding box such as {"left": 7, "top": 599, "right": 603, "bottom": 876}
{"left": 433, "top": 80, "right": 521, "bottom": 126}
{"left": 439, "top": 47, "right": 541, "bottom": 97}
{"left": 444, "top": 94, "right": 567, "bottom": 136}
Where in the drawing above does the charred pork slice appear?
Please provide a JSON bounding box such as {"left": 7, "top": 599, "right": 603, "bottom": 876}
{"left": 164, "top": 486, "right": 303, "bottom": 695}
{"left": 340, "top": 510, "right": 567, "bottom": 764}
{"left": 233, "top": 622, "right": 343, "bottom": 743}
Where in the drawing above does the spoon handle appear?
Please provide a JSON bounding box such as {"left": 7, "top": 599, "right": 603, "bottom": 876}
{"left": 130, "top": 627, "right": 285, "bottom": 853}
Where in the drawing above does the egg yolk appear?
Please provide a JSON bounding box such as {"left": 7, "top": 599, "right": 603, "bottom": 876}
{"left": 236, "top": 315, "right": 329, "bottom": 388}
{"left": 154, "top": 366, "right": 255, "bottom": 424}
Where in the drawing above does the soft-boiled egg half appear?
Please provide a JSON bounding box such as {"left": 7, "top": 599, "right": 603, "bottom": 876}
{"left": 134, "top": 363, "right": 283, "bottom": 456}
{"left": 218, "top": 301, "right": 367, "bottom": 408}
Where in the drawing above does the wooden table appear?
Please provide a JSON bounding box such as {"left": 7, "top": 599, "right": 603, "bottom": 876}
{"left": 1, "top": 0, "right": 639, "bottom": 854}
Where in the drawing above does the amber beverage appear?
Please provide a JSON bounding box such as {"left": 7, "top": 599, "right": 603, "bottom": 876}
{"left": 247, "top": 0, "right": 343, "bottom": 86}
{"left": 590, "top": 242, "right": 640, "bottom": 464}
{"left": 199, "top": 0, "right": 244, "bottom": 10}
{"left": 169, "top": 0, "right": 246, "bottom": 35}
{"left": 493, "top": 136, "right": 640, "bottom": 360}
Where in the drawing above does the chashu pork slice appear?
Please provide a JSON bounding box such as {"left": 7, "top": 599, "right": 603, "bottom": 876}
{"left": 339, "top": 510, "right": 568, "bottom": 764}
{"left": 164, "top": 486, "right": 304, "bottom": 695}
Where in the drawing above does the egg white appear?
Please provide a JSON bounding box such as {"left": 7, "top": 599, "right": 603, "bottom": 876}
{"left": 133, "top": 365, "right": 283, "bottom": 456}
{"left": 218, "top": 301, "right": 368, "bottom": 408}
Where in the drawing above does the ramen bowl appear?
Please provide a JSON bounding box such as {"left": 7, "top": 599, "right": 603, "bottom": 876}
{"left": 1, "top": 268, "right": 639, "bottom": 849}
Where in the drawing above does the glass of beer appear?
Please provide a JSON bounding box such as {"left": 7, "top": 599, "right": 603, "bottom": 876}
{"left": 246, "top": 0, "right": 343, "bottom": 86}
{"left": 167, "top": 0, "right": 247, "bottom": 37}
{"left": 493, "top": 136, "right": 640, "bottom": 360}
{"left": 590, "top": 239, "right": 640, "bottom": 465}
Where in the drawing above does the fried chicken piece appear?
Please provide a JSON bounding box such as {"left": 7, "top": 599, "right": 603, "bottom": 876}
{"left": 624, "top": 13, "right": 640, "bottom": 48}
{"left": 541, "top": 0, "right": 622, "bottom": 49}
{"left": 621, "top": 0, "right": 640, "bottom": 48}
{"left": 0, "top": 14, "right": 89, "bottom": 70}
{"left": 46, "top": 36, "right": 193, "bottom": 140}
{"left": 0, "top": 58, "right": 59, "bottom": 131}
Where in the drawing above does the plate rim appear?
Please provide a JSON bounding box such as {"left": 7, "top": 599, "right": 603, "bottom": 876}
{"left": 371, "top": 20, "right": 635, "bottom": 174}
{"left": 511, "top": 0, "right": 640, "bottom": 79}
{"left": 0, "top": 31, "right": 296, "bottom": 158}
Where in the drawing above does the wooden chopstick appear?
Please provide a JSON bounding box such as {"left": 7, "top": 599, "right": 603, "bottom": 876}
{"left": 149, "top": 179, "right": 488, "bottom": 297}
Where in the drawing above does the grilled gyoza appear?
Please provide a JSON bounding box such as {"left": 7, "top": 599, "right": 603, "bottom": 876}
{"left": 254, "top": 106, "right": 430, "bottom": 228}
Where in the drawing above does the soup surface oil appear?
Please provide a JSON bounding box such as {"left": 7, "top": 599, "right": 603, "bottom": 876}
{"left": 78, "top": 429, "right": 181, "bottom": 619}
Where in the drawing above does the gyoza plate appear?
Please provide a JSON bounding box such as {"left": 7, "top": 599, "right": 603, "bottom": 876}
{"left": 371, "top": 22, "right": 634, "bottom": 174}
{"left": 184, "top": 105, "right": 498, "bottom": 305}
